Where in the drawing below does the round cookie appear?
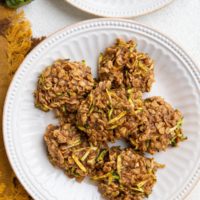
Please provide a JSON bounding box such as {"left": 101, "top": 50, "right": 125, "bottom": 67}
{"left": 34, "top": 59, "right": 94, "bottom": 112}
{"left": 92, "top": 147, "right": 164, "bottom": 200}
{"left": 98, "top": 38, "right": 154, "bottom": 92}
{"left": 44, "top": 124, "right": 100, "bottom": 181}
{"left": 128, "top": 97, "right": 185, "bottom": 154}
{"left": 77, "top": 81, "right": 143, "bottom": 146}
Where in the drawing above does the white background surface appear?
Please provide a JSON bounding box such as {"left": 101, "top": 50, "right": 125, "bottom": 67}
{"left": 23, "top": 0, "right": 200, "bottom": 199}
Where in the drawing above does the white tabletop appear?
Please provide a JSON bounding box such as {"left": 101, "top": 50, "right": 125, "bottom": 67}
{"left": 24, "top": 0, "right": 200, "bottom": 199}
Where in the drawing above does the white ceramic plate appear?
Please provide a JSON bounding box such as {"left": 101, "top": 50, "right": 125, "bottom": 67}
{"left": 3, "top": 19, "right": 200, "bottom": 200}
{"left": 66, "top": 0, "right": 174, "bottom": 18}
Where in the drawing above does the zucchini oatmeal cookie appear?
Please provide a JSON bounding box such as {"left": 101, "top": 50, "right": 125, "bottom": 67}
{"left": 98, "top": 38, "right": 154, "bottom": 92}
{"left": 127, "top": 97, "right": 186, "bottom": 154}
{"left": 34, "top": 59, "right": 94, "bottom": 113}
{"left": 76, "top": 81, "right": 144, "bottom": 146}
{"left": 92, "top": 147, "right": 164, "bottom": 200}
{"left": 44, "top": 123, "right": 105, "bottom": 182}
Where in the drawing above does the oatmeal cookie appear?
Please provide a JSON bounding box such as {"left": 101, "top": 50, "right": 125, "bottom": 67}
{"left": 92, "top": 147, "right": 164, "bottom": 200}
{"left": 98, "top": 39, "right": 154, "bottom": 92}
{"left": 77, "top": 81, "right": 143, "bottom": 146}
{"left": 44, "top": 124, "right": 100, "bottom": 181}
{"left": 128, "top": 97, "right": 186, "bottom": 154}
{"left": 34, "top": 59, "right": 94, "bottom": 112}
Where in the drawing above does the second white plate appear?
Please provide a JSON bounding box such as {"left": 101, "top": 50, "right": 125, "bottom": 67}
{"left": 3, "top": 18, "right": 200, "bottom": 200}
{"left": 66, "top": 0, "right": 174, "bottom": 18}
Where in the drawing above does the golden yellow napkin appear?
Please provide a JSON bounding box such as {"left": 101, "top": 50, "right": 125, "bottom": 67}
{"left": 0, "top": 5, "right": 44, "bottom": 199}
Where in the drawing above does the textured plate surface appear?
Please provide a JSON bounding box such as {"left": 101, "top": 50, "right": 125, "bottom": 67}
{"left": 3, "top": 19, "right": 200, "bottom": 200}
{"left": 66, "top": 0, "right": 174, "bottom": 17}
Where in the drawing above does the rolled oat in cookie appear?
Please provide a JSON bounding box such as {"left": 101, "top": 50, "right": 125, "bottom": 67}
{"left": 98, "top": 38, "right": 154, "bottom": 92}
{"left": 54, "top": 108, "right": 77, "bottom": 126}
{"left": 76, "top": 81, "right": 144, "bottom": 146}
{"left": 44, "top": 123, "right": 101, "bottom": 182}
{"left": 128, "top": 97, "right": 186, "bottom": 154}
{"left": 92, "top": 147, "right": 164, "bottom": 200}
{"left": 34, "top": 59, "right": 94, "bottom": 113}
